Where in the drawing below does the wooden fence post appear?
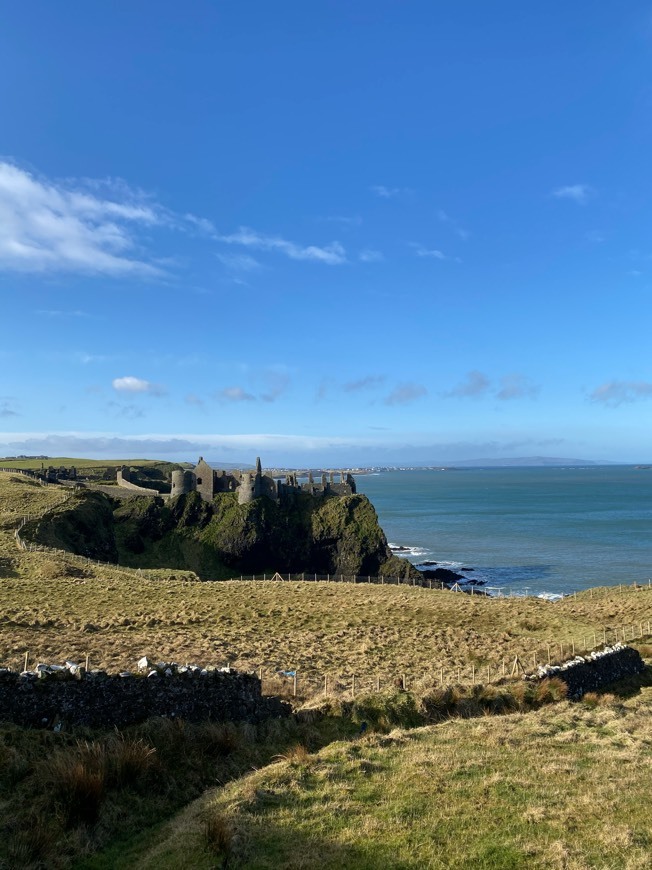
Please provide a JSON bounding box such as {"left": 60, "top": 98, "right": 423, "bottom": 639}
{"left": 375, "top": 675, "right": 380, "bottom": 692}
{"left": 293, "top": 673, "right": 298, "bottom": 697}
{"left": 439, "top": 667, "right": 444, "bottom": 687}
{"left": 352, "top": 675, "right": 356, "bottom": 697}
{"left": 23, "top": 651, "right": 28, "bottom": 672}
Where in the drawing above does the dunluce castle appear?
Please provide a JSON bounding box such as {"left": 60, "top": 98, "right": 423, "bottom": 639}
{"left": 171, "top": 457, "right": 356, "bottom": 504}
{"left": 118, "top": 457, "right": 356, "bottom": 504}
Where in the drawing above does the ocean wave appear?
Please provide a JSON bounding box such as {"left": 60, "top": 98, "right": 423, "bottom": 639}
{"left": 388, "top": 543, "right": 432, "bottom": 559}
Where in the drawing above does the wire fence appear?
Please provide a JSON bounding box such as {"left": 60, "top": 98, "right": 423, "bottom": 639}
{"left": 6, "top": 618, "right": 650, "bottom": 702}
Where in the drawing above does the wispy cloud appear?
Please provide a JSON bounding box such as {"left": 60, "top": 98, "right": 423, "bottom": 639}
{"left": 107, "top": 401, "right": 145, "bottom": 419}
{"left": 322, "top": 215, "right": 362, "bottom": 228}
{"left": 496, "top": 374, "right": 540, "bottom": 401}
{"left": 184, "top": 393, "right": 205, "bottom": 408}
{"left": 36, "top": 309, "right": 92, "bottom": 319}
{"left": 0, "top": 397, "right": 19, "bottom": 418}
{"left": 585, "top": 230, "right": 605, "bottom": 243}
{"left": 551, "top": 184, "right": 594, "bottom": 204}
{"left": 344, "top": 375, "right": 386, "bottom": 392}
{"left": 444, "top": 371, "right": 538, "bottom": 401}
{"left": 215, "top": 386, "right": 256, "bottom": 403}
{"left": 410, "top": 242, "right": 446, "bottom": 260}
{"left": 0, "top": 161, "right": 172, "bottom": 276}
{"left": 215, "top": 226, "right": 346, "bottom": 265}
{"left": 216, "top": 252, "right": 262, "bottom": 272}
{"left": 589, "top": 380, "right": 652, "bottom": 407}
{"left": 259, "top": 367, "right": 291, "bottom": 403}
{"left": 370, "top": 185, "right": 412, "bottom": 199}
{"left": 358, "top": 249, "right": 384, "bottom": 263}
{"left": 112, "top": 376, "right": 166, "bottom": 396}
{"left": 384, "top": 382, "right": 427, "bottom": 406}
{"left": 444, "top": 370, "right": 491, "bottom": 398}
{"left": 437, "top": 209, "right": 469, "bottom": 241}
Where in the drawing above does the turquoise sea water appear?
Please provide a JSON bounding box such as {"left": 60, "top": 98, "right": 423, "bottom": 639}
{"left": 355, "top": 467, "right": 652, "bottom": 596}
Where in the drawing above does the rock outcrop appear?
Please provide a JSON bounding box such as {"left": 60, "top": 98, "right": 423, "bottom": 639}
{"left": 31, "top": 489, "right": 418, "bottom": 580}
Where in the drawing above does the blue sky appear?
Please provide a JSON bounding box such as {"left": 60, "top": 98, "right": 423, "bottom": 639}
{"left": 1, "top": 2, "right": 652, "bottom": 466}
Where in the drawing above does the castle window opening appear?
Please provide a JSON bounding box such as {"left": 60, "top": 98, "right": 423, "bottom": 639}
{"left": 197, "top": 477, "right": 202, "bottom": 484}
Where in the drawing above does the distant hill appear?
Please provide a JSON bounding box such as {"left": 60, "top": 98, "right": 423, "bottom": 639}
{"left": 448, "top": 456, "right": 616, "bottom": 468}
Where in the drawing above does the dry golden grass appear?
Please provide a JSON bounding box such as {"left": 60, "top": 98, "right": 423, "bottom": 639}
{"left": 2, "top": 471, "right": 652, "bottom": 691}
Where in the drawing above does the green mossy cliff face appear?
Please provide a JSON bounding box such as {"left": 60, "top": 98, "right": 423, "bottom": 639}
{"left": 35, "top": 490, "right": 417, "bottom": 580}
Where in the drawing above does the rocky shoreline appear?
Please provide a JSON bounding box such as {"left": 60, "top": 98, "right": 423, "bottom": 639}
{"left": 389, "top": 546, "right": 488, "bottom": 594}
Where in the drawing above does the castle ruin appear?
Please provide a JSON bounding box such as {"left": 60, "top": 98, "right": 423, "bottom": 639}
{"left": 170, "top": 457, "right": 356, "bottom": 504}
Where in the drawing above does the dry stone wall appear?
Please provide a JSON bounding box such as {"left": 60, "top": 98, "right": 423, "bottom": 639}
{"left": 0, "top": 660, "right": 290, "bottom": 729}
{"left": 527, "top": 643, "right": 645, "bottom": 699}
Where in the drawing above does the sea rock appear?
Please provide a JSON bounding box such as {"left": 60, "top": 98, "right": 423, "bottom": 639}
{"left": 418, "top": 567, "right": 465, "bottom": 584}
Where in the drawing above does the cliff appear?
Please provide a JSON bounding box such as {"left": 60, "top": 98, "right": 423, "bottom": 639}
{"left": 33, "top": 490, "right": 417, "bottom": 580}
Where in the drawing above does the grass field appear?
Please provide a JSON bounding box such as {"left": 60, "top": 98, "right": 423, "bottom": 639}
{"left": 2, "top": 472, "right": 652, "bottom": 689}
{"left": 138, "top": 688, "right": 652, "bottom": 870}
{"left": 2, "top": 470, "right": 652, "bottom": 868}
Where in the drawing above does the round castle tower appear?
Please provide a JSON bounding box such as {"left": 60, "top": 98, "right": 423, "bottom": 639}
{"left": 171, "top": 469, "right": 196, "bottom": 497}
{"left": 237, "top": 457, "right": 263, "bottom": 505}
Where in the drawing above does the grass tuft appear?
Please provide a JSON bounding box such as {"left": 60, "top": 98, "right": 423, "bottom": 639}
{"left": 202, "top": 807, "right": 234, "bottom": 865}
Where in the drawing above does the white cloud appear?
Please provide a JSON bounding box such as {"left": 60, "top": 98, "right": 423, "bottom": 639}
{"left": 359, "top": 249, "right": 384, "bottom": 263}
{"left": 0, "top": 161, "right": 172, "bottom": 276}
{"left": 590, "top": 380, "right": 652, "bottom": 407}
{"left": 551, "top": 184, "right": 594, "bottom": 204}
{"left": 215, "top": 226, "right": 346, "bottom": 265}
{"left": 112, "top": 376, "right": 165, "bottom": 396}
{"left": 410, "top": 243, "right": 446, "bottom": 260}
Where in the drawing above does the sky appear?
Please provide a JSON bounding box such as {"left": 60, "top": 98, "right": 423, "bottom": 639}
{"left": 1, "top": 2, "right": 652, "bottom": 467}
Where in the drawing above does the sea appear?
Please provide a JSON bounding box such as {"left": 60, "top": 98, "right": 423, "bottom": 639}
{"left": 354, "top": 466, "right": 652, "bottom": 599}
